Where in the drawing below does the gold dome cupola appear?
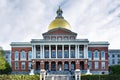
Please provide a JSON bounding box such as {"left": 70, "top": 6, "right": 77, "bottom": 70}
{"left": 48, "top": 7, "right": 71, "bottom": 30}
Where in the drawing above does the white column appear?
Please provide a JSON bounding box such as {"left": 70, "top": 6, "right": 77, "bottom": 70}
{"left": 75, "top": 45, "right": 77, "bottom": 59}
{"left": 40, "top": 45, "right": 42, "bottom": 59}
{"left": 56, "top": 45, "right": 57, "bottom": 58}
{"left": 32, "top": 45, "right": 34, "bottom": 59}
{"left": 49, "top": 45, "right": 51, "bottom": 58}
{"left": 78, "top": 45, "right": 79, "bottom": 59}
{"left": 34, "top": 45, "right": 36, "bottom": 58}
{"left": 33, "top": 45, "right": 35, "bottom": 59}
{"left": 62, "top": 45, "right": 64, "bottom": 58}
{"left": 84, "top": 45, "right": 88, "bottom": 58}
{"left": 43, "top": 45, "right": 44, "bottom": 59}
{"left": 69, "top": 45, "right": 70, "bottom": 58}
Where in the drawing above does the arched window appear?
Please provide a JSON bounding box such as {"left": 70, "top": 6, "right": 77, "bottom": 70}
{"left": 21, "top": 51, "right": 26, "bottom": 60}
{"left": 15, "top": 51, "right": 19, "bottom": 60}
{"left": 94, "top": 50, "right": 99, "bottom": 60}
{"left": 88, "top": 51, "right": 92, "bottom": 60}
{"left": 101, "top": 51, "right": 105, "bottom": 60}
{"left": 28, "top": 51, "right": 32, "bottom": 60}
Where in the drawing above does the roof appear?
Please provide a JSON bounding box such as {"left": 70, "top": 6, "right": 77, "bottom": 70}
{"left": 43, "top": 28, "right": 77, "bottom": 35}
{"left": 109, "top": 49, "right": 120, "bottom": 53}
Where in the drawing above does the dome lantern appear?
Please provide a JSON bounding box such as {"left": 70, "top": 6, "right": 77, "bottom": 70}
{"left": 56, "top": 6, "right": 64, "bottom": 19}
{"left": 48, "top": 7, "right": 71, "bottom": 30}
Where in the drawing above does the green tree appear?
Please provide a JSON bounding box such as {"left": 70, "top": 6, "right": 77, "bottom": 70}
{"left": 109, "top": 65, "right": 120, "bottom": 74}
{"left": 0, "top": 50, "right": 11, "bottom": 74}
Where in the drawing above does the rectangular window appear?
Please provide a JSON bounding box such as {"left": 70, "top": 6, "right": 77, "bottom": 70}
{"left": 118, "top": 59, "right": 120, "bottom": 64}
{"left": 112, "top": 59, "right": 115, "bottom": 64}
{"left": 64, "top": 50, "right": 69, "bottom": 58}
{"left": 21, "top": 62, "right": 25, "bottom": 70}
{"left": 57, "top": 50, "right": 62, "bottom": 58}
{"left": 88, "top": 62, "right": 92, "bottom": 69}
{"left": 88, "top": 51, "right": 92, "bottom": 60}
{"left": 51, "top": 50, "right": 56, "bottom": 58}
{"left": 95, "top": 62, "right": 98, "bottom": 69}
{"left": 79, "top": 51, "right": 84, "bottom": 58}
{"left": 70, "top": 50, "right": 75, "bottom": 58}
{"left": 45, "top": 50, "right": 49, "bottom": 58}
{"left": 15, "top": 62, "right": 19, "bottom": 70}
{"left": 112, "top": 54, "right": 115, "bottom": 58}
{"left": 101, "top": 62, "right": 105, "bottom": 69}
{"left": 28, "top": 51, "right": 32, "bottom": 61}
{"left": 36, "top": 51, "right": 40, "bottom": 58}
{"left": 28, "top": 62, "right": 32, "bottom": 70}
{"left": 15, "top": 51, "right": 19, "bottom": 61}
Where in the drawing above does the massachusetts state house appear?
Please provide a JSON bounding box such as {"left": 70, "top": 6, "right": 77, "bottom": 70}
{"left": 11, "top": 7, "right": 109, "bottom": 74}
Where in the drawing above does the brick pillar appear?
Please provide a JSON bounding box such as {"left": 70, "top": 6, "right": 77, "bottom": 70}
{"left": 62, "top": 61, "right": 64, "bottom": 70}
{"left": 69, "top": 61, "right": 71, "bottom": 70}
{"left": 40, "top": 61, "right": 44, "bottom": 70}
{"left": 84, "top": 60, "right": 88, "bottom": 70}
{"left": 33, "top": 61, "right": 36, "bottom": 70}
{"left": 56, "top": 62, "right": 58, "bottom": 71}
{"left": 75, "top": 60, "right": 79, "bottom": 69}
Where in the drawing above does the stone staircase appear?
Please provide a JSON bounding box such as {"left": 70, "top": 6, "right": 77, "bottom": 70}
{"left": 45, "top": 71, "right": 75, "bottom": 80}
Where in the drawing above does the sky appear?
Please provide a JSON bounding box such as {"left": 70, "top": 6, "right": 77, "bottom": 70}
{"left": 0, "top": 0, "right": 120, "bottom": 50}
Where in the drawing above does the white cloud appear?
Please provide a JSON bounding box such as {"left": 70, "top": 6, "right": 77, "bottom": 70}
{"left": 0, "top": 0, "right": 120, "bottom": 50}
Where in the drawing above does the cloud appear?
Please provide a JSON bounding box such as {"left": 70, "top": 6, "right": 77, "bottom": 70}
{"left": 0, "top": 0, "right": 120, "bottom": 50}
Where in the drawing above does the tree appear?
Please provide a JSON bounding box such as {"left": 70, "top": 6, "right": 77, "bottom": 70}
{"left": 0, "top": 50, "right": 11, "bottom": 74}
{"left": 109, "top": 65, "right": 120, "bottom": 74}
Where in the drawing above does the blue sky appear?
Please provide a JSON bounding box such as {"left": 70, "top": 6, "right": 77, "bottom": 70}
{"left": 0, "top": 0, "right": 120, "bottom": 50}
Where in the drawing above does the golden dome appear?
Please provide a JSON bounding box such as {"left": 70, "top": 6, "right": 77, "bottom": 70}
{"left": 48, "top": 18, "right": 71, "bottom": 30}
{"left": 48, "top": 7, "right": 71, "bottom": 30}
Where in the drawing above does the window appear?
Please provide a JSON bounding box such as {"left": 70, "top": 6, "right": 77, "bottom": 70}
{"left": 45, "top": 50, "right": 49, "bottom": 58}
{"left": 118, "top": 59, "right": 120, "bottom": 64}
{"left": 101, "top": 51, "right": 105, "bottom": 60}
{"left": 88, "top": 51, "right": 92, "bottom": 60}
{"left": 64, "top": 50, "right": 69, "bottom": 58}
{"left": 57, "top": 50, "right": 62, "bottom": 58}
{"left": 79, "top": 51, "right": 84, "bottom": 58}
{"left": 36, "top": 51, "right": 40, "bottom": 58}
{"left": 51, "top": 50, "right": 56, "bottom": 58}
{"left": 20, "top": 51, "right": 26, "bottom": 60}
{"left": 101, "top": 62, "right": 105, "bottom": 69}
{"left": 28, "top": 51, "right": 32, "bottom": 60}
{"left": 94, "top": 50, "right": 99, "bottom": 60}
{"left": 15, "top": 51, "right": 19, "bottom": 60}
{"left": 21, "top": 62, "right": 25, "bottom": 70}
{"left": 28, "top": 62, "right": 32, "bottom": 70}
{"left": 112, "top": 59, "right": 115, "bottom": 64}
{"left": 15, "top": 62, "right": 19, "bottom": 70}
{"left": 118, "top": 54, "right": 120, "bottom": 58}
{"left": 88, "top": 62, "right": 92, "bottom": 69}
{"left": 112, "top": 54, "right": 115, "bottom": 58}
{"left": 95, "top": 62, "right": 98, "bottom": 69}
{"left": 71, "top": 50, "right": 75, "bottom": 58}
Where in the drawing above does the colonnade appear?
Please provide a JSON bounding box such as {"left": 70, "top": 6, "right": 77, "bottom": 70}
{"left": 32, "top": 44, "right": 88, "bottom": 59}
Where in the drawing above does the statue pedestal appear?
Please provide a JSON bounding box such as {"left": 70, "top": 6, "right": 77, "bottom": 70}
{"left": 74, "top": 69, "right": 81, "bottom": 80}
{"left": 29, "top": 69, "right": 34, "bottom": 75}
{"left": 86, "top": 69, "right": 92, "bottom": 75}
{"left": 40, "top": 69, "right": 46, "bottom": 80}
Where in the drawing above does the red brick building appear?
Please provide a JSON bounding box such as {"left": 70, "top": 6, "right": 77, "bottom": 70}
{"left": 11, "top": 7, "right": 109, "bottom": 74}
